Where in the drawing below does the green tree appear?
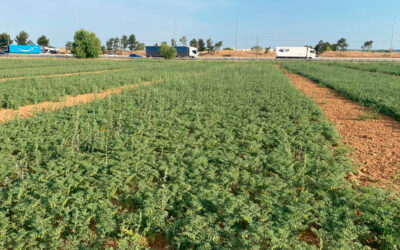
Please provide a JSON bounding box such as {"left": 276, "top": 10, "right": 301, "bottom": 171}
{"left": 121, "top": 35, "right": 128, "bottom": 51}
{"left": 337, "top": 38, "right": 348, "bottom": 52}
{"left": 160, "top": 42, "right": 176, "bottom": 59}
{"left": 361, "top": 40, "right": 373, "bottom": 52}
{"left": 171, "top": 39, "right": 176, "bottom": 47}
{"left": 65, "top": 41, "right": 72, "bottom": 51}
{"left": 215, "top": 41, "right": 223, "bottom": 51}
{"left": 206, "top": 38, "right": 214, "bottom": 52}
{"left": 113, "top": 37, "right": 120, "bottom": 51}
{"left": 15, "top": 31, "right": 29, "bottom": 45}
{"left": 136, "top": 43, "right": 145, "bottom": 51}
{"left": 106, "top": 38, "right": 114, "bottom": 51}
{"left": 251, "top": 45, "right": 263, "bottom": 51}
{"left": 0, "top": 33, "right": 13, "bottom": 48}
{"left": 37, "top": 35, "right": 49, "bottom": 47}
{"left": 101, "top": 45, "right": 107, "bottom": 54}
{"left": 179, "top": 36, "right": 187, "bottom": 46}
{"left": 71, "top": 29, "right": 101, "bottom": 58}
{"left": 198, "top": 39, "right": 206, "bottom": 51}
{"left": 128, "top": 34, "right": 137, "bottom": 51}
{"left": 314, "top": 40, "right": 335, "bottom": 54}
{"left": 189, "top": 39, "right": 198, "bottom": 48}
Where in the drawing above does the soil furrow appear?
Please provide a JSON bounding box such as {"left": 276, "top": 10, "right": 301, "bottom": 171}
{"left": 281, "top": 67, "right": 400, "bottom": 190}
{"left": 0, "top": 81, "right": 152, "bottom": 124}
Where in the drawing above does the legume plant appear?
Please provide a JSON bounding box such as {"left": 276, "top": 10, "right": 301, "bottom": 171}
{"left": 0, "top": 60, "right": 399, "bottom": 249}
{"left": 281, "top": 62, "right": 400, "bottom": 120}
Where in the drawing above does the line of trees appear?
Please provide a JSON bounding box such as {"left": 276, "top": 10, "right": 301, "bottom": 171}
{"left": 105, "top": 34, "right": 145, "bottom": 53}
{"left": 155, "top": 37, "right": 223, "bottom": 53}
{"left": 188, "top": 37, "right": 223, "bottom": 52}
{"left": 314, "top": 38, "right": 375, "bottom": 54}
{"left": 314, "top": 38, "right": 349, "bottom": 54}
{"left": 0, "top": 31, "right": 51, "bottom": 48}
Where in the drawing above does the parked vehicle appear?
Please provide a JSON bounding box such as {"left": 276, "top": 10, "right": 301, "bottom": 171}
{"left": 8, "top": 45, "right": 41, "bottom": 54}
{"left": 0, "top": 51, "right": 7, "bottom": 55}
{"left": 145, "top": 46, "right": 198, "bottom": 58}
{"left": 276, "top": 46, "right": 316, "bottom": 59}
{"left": 42, "top": 46, "right": 59, "bottom": 54}
{"left": 107, "top": 53, "right": 118, "bottom": 57}
{"left": 129, "top": 54, "right": 143, "bottom": 58}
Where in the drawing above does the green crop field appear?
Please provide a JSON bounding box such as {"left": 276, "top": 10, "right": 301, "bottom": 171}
{"left": 325, "top": 61, "right": 400, "bottom": 76}
{"left": 281, "top": 62, "right": 400, "bottom": 120}
{"left": 0, "top": 59, "right": 399, "bottom": 249}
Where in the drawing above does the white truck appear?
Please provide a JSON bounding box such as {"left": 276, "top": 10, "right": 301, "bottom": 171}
{"left": 276, "top": 46, "right": 316, "bottom": 59}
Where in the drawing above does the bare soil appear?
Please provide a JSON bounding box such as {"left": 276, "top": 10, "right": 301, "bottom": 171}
{"left": 321, "top": 51, "right": 400, "bottom": 58}
{"left": 282, "top": 68, "right": 400, "bottom": 190}
{"left": 0, "top": 81, "right": 151, "bottom": 124}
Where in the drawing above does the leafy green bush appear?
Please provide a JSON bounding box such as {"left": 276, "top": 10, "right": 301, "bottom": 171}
{"left": 71, "top": 29, "right": 102, "bottom": 58}
{"left": 160, "top": 43, "right": 176, "bottom": 59}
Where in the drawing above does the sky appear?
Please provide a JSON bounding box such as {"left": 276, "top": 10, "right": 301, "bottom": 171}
{"left": 1, "top": 0, "right": 400, "bottom": 50}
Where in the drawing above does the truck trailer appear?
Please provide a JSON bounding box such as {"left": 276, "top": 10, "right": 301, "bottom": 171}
{"left": 145, "top": 46, "right": 198, "bottom": 58}
{"left": 8, "top": 45, "right": 41, "bottom": 54}
{"left": 275, "top": 46, "right": 316, "bottom": 59}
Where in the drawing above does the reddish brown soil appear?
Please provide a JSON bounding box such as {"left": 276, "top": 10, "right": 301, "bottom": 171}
{"left": 321, "top": 51, "right": 400, "bottom": 58}
{"left": 0, "top": 68, "right": 126, "bottom": 82}
{"left": 282, "top": 68, "right": 400, "bottom": 190}
{"left": 0, "top": 81, "right": 151, "bottom": 124}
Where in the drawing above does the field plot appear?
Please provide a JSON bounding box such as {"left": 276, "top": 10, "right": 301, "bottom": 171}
{"left": 0, "top": 60, "right": 399, "bottom": 249}
{"left": 326, "top": 61, "right": 400, "bottom": 76}
{"left": 0, "top": 59, "right": 151, "bottom": 79}
{"left": 0, "top": 61, "right": 221, "bottom": 109}
{"left": 281, "top": 62, "right": 400, "bottom": 120}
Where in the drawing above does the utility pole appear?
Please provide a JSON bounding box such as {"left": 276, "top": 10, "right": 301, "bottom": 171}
{"left": 235, "top": 8, "right": 239, "bottom": 59}
{"left": 173, "top": 20, "right": 176, "bottom": 46}
{"left": 390, "top": 17, "right": 396, "bottom": 55}
{"left": 256, "top": 36, "right": 259, "bottom": 59}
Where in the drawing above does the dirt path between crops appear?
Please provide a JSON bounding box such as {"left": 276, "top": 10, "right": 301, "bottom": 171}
{"left": 279, "top": 67, "right": 400, "bottom": 190}
{"left": 0, "top": 81, "right": 152, "bottom": 124}
{"left": 0, "top": 68, "right": 128, "bottom": 82}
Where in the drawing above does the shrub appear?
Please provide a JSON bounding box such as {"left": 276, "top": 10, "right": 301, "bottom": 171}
{"left": 160, "top": 43, "right": 176, "bottom": 59}
{"left": 71, "top": 29, "right": 102, "bottom": 58}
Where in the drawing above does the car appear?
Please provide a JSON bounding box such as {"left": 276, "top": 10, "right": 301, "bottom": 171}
{"left": 223, "top": 54, "right": 232, "bottom": 57}
{"left": 0, "top": 51, "right": 8, "bottom": 55}
{"left": 129, "top": 53, "right": 143, "bottom": 58}
{"left": 107, "top": 53, "right": 118, "bottom": 57}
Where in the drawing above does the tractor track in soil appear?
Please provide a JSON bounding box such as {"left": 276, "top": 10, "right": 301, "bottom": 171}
{"left": 279, "top": 66, "right": 400, "bottom": 190}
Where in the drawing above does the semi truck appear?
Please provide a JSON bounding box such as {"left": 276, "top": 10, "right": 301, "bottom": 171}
{"left": 145, "top": 46, "right": 198, "bottom": 58}
{"left": 275, "top": 46, "right": 316, "bottom": 59}
{"left": 7, "top": 45, "right": 41, "bottom": 54}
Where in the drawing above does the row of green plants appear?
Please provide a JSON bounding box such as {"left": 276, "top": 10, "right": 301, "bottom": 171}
{"left": 0, "top": 60, "right": 229, "bottom": 109}
{"left": 0, "top": 60, "right": 143, "bottom": 79}
{"left": 0, "top": 62, "right": 399, "bottom": 249}
{"left": 325, "top": 61, "right": 400, "bottom": 76}
{"left": 281, "top": 62, "right": 400, "bottom": 120}
{"left": 0, "top": 58, "right": 134, "bottom": 70}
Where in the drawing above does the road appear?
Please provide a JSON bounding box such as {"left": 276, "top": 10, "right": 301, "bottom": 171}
{"left": 2, "top": 53, "right": 400, "bottom": 62}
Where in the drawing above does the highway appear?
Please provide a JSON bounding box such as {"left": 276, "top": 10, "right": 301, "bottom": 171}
{"left": 2, "top": 53, "right": 400, "bottom": 62}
